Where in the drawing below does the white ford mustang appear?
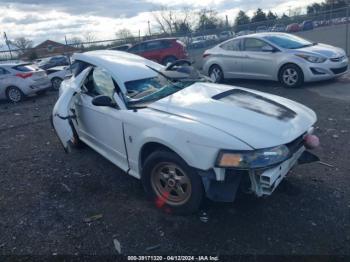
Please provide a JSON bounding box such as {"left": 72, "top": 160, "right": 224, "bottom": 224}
{"left": 53, "top": 50, "right": 320, "bottom": 214}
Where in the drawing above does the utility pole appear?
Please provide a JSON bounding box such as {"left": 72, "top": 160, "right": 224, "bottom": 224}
{"left": 226, "top": 15, "right": 229, "bottom": 28}
{"left": 3, "top": 32, "right": 13, "bottom": 60}
{"left": 64, "top": 35, "right": 72, "bottom": 73}
{"left": 346, "top": 0, "right": 349, "bottom": 55}
{"left": 148, "top": 21, "right": 151, "bottom": 36}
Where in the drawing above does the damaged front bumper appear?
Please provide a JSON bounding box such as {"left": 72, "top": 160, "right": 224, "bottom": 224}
{"left": 200, "top": 147, "right": 319, "bottom": 202}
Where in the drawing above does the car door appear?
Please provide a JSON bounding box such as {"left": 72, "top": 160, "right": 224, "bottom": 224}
{"left": 52, "top": 66, "right": 93, "bottom": 151}
{"left": 141, "top": 41, "right": 163, "bottom": 62}
{"left": 74, "top": 67, "right": 129, "bottom": 172}
{"left": 0, "top": 67, "right": 11, "bottom": 92}
{"left": 217, "top": 38, "right": 244, "bottom": 78}
{"left": 240, "top": 38, "right": 278, "bottom": 80}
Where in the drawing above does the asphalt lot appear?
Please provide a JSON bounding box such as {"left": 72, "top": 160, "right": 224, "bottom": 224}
{"left": 0, "top": 72, "right": 350, "bottom": 256}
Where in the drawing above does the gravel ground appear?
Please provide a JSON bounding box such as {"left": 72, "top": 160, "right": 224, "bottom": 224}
{"left": 0, "top": 75, "right": 349, "bottom": 256}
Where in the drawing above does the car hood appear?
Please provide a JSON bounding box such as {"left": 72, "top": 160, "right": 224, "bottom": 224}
{"left": 294, "top": 43, "right": 345, "bottom": 58}
{"left": 148, "top": 83, "right": 316, "bottom": 149}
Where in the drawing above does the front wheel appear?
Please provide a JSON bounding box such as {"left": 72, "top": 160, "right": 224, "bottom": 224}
{"left": 279, "top": 64, "right": 304, "bottom": 88}
{"left": 209, "top": 65, "right": 224, "bottom": 83}
{"left": 51, "top": 77, "right": 63, "bottom": 91}
{"left": 142, "top": 150, "right": 204, "bottom": 215}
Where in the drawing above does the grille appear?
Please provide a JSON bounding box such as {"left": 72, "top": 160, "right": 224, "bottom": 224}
{"left": 331, "top": 66, "right": 348, "bottom": 75}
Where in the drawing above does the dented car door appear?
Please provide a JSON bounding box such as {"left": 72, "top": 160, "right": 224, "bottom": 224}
{"left": 52, "top": 66, "right": 92, "bottom": 151}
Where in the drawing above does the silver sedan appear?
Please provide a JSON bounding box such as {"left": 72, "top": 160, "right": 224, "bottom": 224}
{"left": 203, "top": 33, "right": 348, "bottom": 88}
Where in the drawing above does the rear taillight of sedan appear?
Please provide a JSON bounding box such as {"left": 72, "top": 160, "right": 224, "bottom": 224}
{"left": 203, "top": 53, "right": 211, "bottom": 59}
{"left": 16, "top": 73, "right": 33, "bottom": 79}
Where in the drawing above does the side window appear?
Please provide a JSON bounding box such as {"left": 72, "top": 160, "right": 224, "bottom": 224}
{"left": 146, "top": 41, "right": 161, "bottom": 51}
{"left": 85, "top": 67, "right": 116, "bottom": 98}
{"left": 243, "top": 38, "right": 270, "bottom": 52}
{"left": 0, "top": 67, "right": 9, "bottom": 75}
{"left": 220, "top": 39, "right": 241, "bottom": 51}
{"left": 72, "top": 61, "right": 91, "bottom": 77}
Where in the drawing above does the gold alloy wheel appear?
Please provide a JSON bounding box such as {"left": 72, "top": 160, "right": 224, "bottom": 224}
{"left": 150, "top": 162, "right": 192, "bottom": 206}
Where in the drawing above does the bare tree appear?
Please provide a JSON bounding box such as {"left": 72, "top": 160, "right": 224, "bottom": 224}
{"left": 10, "top": 37, "right": 33, "bottom": 53}
{"left": 116, "top": 28, "right": 134, "bottom": 43}
{"left": 68, "top": 37, "right": 82, "bottom": 48}
{"left": 152, "top": 6, "right": 193, "bottom": 35}
{"left": 84, "top": 32, "right": 96, "bottom": 43}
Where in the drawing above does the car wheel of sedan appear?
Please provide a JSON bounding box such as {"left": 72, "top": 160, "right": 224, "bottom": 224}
{"left": 209, "top": 65, "right": 224, "bottom": 83}
{"left": 279, "top": 64, "right": 304, "bottom": 88}
{"left": 142, "top": 150, "right": 204, "bottom": 215}
{"left": 51, "top": 77, "right": 63, "bottom": 91}
{"left": 6, "top": 86, "right": 24, "bottom": 103}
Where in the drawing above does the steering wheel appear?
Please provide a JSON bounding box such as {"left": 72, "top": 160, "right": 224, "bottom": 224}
{"left": 165, "top": 59, "right": 192, "bottom": 71}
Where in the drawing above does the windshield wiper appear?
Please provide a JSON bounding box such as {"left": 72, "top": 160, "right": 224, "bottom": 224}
{"left": 146, "top": 65, "right": 176, "bottom": 82}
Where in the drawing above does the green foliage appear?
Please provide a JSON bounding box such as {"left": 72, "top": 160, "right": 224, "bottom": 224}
{"left": 251, "top": 8, "right": 267, "bottom": 23}
{"left": 234, "top": 10, "right": 250, "bottom": 25}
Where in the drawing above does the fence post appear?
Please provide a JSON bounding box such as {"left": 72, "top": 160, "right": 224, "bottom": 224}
{"left": 346, "top": 3, "right": 349, "bottom": 56}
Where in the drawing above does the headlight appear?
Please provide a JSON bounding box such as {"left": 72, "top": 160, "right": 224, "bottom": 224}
{"left": 216, "top": 145, "right": 290, "bottom": 169}
{"left": 295, "top": 54, "right": 327, "bottom": 63}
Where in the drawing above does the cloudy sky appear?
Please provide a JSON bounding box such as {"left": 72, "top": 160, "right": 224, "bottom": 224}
{"left": 0, "top": 0, "right": 324, "bottom": 46}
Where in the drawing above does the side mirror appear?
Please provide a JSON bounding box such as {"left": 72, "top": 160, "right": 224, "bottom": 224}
{"left": 262, "top": 45, "right": 275, "bottom": 52}
{"left": 92, "top": 95, "right": 117, "bottom": 107}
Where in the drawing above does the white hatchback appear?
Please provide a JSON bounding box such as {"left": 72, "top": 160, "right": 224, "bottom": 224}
{"left": 0, "top": 63, "right": 51, "bottom": 102}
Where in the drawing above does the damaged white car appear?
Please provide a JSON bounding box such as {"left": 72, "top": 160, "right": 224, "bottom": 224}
{"left": 52, "top": 50, "right": 320, "bottom": 214}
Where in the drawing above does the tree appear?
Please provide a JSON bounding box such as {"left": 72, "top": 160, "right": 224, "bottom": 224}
{"left": 10, "top": 37, "right": 33, "bottom": 53}
{"left": 84, "top": 32, "right": 96, "bottom": 43}
{"left": 234, "top": 10, "right": 250, "bottom": 26}
{"left": 152, "top": 7, "right": 193, "bottom": 35}
{"left": 251, "top": 8, "right": 267, "bottom": 23}
{"left": 267, "top": 11, "right": 277, "bottom": 20}
{"left": 68, "top": 37, "right": 82, "bottom": 48}
{"left": 152, "top": 6, "right": 176, "bottom": 35}
{"left": 116, "top": 29, "right": 134, "bottom": 40}
{"left": 307, "top": 3, "right": 323, "bottom": 14}
{"left": 196, "top": 9, "right": 223, "bottom": 31}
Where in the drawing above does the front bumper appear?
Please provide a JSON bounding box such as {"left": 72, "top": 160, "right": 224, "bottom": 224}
{"left": 201, "top": 146, "right": 319, "bottom": 202}
{"left": 303, "top": 57, "right": 349, "bottom": 82}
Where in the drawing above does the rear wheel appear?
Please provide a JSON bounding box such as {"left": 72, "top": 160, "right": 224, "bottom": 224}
{"left": 6, "top": 86, "right": 24, "bottom": 103}
{"left": 279, "top": 64, "right": 304, "bottom": 88}
{"left": 51, "top": 77, "right": 63, "bottom": 91}
{"left": 209, "top": 65, "right": 224, "bottom": 83}
{"left": 142, "top": 150, "right": 204, "bottom": 215}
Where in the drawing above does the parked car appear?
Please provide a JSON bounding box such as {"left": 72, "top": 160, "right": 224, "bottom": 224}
{"left": 301, "top": 20, "right": 314, "bottom": 31}
{"left": 109, "top": 44, "right": 132, "bottom": 51}
{"left": 271, "top": 24, "right": 286, "bottom": 32}
{"left": 286, "top": 23, "right": 300, "bottom": 32}
{"left": 38, "top": 56, "right": 69, "bottom": 70}
{"left": 0, "top": 63, "right": 51, "bottom": 102}
{"left": 256, "top": 26, "right": 269, "bottom": 33}
{"left": 46, "top": 66, "right": 70, "bottom": 90}
{"left": 128, "top": 38, "right": 188, "bottom": 65}
{"left": 219, "top": 31, "right": 235, "bottom": 41}
{"left": 202, "top": 33, "right": 349, "bottom": 88}
{"left": 53, "top": 50, "right": 320, "bottom": 214}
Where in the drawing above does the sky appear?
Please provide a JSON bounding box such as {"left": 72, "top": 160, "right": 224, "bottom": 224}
{"left": 0, "top": 0, "right": 325, "bottom": 46}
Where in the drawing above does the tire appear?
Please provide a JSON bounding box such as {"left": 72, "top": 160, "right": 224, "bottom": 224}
{"left": 6, "top": 86, "right": 24, "bottom": 103}
{"left": 51, "top": 77, "right": 63, "bottom": 91}
{"left": 141, "top": 150, "right": 204, "bottom": 215}
{"left": 162, "top": 56, "right": 177, "bottom": 66}
{"left": 209, "top": 65, "right": 224, "bottom": 83}
{"left": 279, "top": 64, "right": 304, "bottom": 88}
